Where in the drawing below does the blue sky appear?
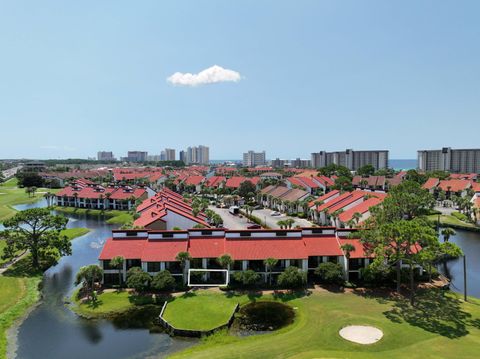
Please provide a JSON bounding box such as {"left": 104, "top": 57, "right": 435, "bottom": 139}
{"left": 1, "top": 1, "right": 479, "bottom": 160}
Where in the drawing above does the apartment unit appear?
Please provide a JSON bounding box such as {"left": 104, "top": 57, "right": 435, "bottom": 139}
{"left": 99, "top": 227, "right": 373, "bottom": 284}
{"left": 418, "top": 147, "right": 480, "bottom": 173}
{"left": 186, "top": 145, "right": 210, "bottom": 165}
{"left": 164, "top": 148, "right": 176, "bottom": 161}
{"left": 311, "top": 149, "right": 389, "bottom": 171}
{"left": 56, "top": 180, "right": 147, "bottom": 210}
{"left": 242, "top": 150, "right": 266, "bottom": 167}
{"left": 97, "top": 151, "right": 115, "bottom": 161}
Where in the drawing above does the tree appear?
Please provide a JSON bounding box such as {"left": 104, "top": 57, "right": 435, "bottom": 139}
{"left": 352, "top": 212, "right": 362, "bottom": 225}
{"left": 340, "top": 243, "right": 356, "bottom": 282}
{"left": 2, "top": 208, "right": 70, "bottom": 268}
{"left": 277, "top": 220, "right": 286, "bottom": 229}
{"left": 151, "top": 270, "right": 176, "bottom": 291}
{"left": 126, "top": 267, "right": 151, "bottom": 293}
{"left": 356, "top": 164, "right": 375, "bottom": 177}
{"left": 176, "top": 251, "right": 192, "bottom": 281}
{"left": 75, "top": 265, "right": 104, "bottom": 300}
{"left": 16, "top": 172, "right": 44, "bottom": 188}
{"left": 314, "top": 262, "right": 344, "bottom": 284}
{"left": 441, "top": 227, "right": 456, "bottom": 242}
{"left": 238, "top": 181, "right": 257, "bottom": 199}
{"left": 277, "top": 266, "right": 306, "bottom": 289}
{"left": 232, "top": 270, "right": 260, "bottom": 287}
{"left": 217, "top": 254, "right": 233, "bottom": 269}
{"left": 264, "top": 257, "right": 278, "bottom": 285}
{"left": 110, "top": 255, "right": 125, "bottom": 286}
{"left": 284, "top": 218, "right": 295, "bottom": 229}
{"left": 332, "top": 176, "right": 353, "bottom": 192}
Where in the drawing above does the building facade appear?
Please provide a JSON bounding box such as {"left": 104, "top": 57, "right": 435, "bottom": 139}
{"left": 165, "top": 148, "right": 176, "bottom": 161}
{"left": 97, "top": 151, "right": 115, "bottom": 161}
{"left": 311, "top": 149, "right": 389, "bottom": 171}
{"left": 186, "top": 145, "right": 210, "bottom": 165}
{"left": 418, "top": 147, "right": 480, "bottom": 173}
{"left": 242, "top": 150, "right": 266, "bottom": 167}
{"left": 126, "top": 151, "right": 148, "bottom": 162}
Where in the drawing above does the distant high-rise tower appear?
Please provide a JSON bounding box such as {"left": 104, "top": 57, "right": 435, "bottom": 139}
{"left": 243, "top": 150, "right": 266, "bottom": 167}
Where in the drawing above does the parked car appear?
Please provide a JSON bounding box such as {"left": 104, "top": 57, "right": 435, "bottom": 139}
{"left": 270, "top": 211, "right": 281, "bottom": 216}
{"left": 247, "top": 224, "right": 262, "bottom": 229}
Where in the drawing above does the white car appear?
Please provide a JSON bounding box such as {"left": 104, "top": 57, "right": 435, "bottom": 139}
{"left": 270, "top": 211, "right": 281, "bottom": 216}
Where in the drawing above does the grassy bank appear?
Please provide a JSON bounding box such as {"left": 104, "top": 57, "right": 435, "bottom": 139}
{"left": 53, "top": 206, "right": 133, "bottom": 225}
{"left": 168, "top": 289, "right": 480, "bottom": 359}
{"left": 60, "top": 228, "right": 90, "bottom": 241}
{"left": 427, "top": 214, "right": 480, "bottom": 232}
{"left": 0, "top": 258, "right": 42, "bottom": 359}
{"left": 0, "top": 179, "right": 59, "bottom": 223}
{"left": 70, "top": 290, "right": 156, "bottom": 318}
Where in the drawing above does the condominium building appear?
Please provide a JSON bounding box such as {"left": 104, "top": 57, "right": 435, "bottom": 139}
{"left": 311, "top": 149, "right": 389, "bottom": 171}
{"left": 126, "top": 151, "right": 148, "bottom": 162}
{"left": 165, "top": 148, "right": 176, "bottom": 161}
{"left": 97, "top": 151, "right": 115, "bottom": 161}
{"left": 186, "top": 145, "right": 209, "bottom": 165}
{"left": 179, "top": 150, "right": 187, "bottom": 164}
{"left": 271, "top": 158, "right": 287, "bottom": 168}
{"left": 418, "top": 147, "right": 480, "bottom": 173}
{"left": 290, "top": 158, "right": 311, "bottom": 168}
{"left": 242, "top": 150, "right": 266, "bottom": 167}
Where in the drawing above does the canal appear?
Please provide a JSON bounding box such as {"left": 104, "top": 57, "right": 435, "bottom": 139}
{"left": 10, "top": 200, "right": 196, "bottom": 359}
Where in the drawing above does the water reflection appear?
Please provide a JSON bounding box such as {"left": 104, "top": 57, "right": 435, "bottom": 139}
{"left": 11, "top": 201, "right": 197, "bottom": 359}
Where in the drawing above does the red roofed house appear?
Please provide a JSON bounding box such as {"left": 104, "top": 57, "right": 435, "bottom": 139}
{"left": 422, "top": 178, "right": 440, "bottom": 193}
{"left": 56, "top": 181, "right": 147, "bottom": 210}
{"left": 438, "top": 179, "right": 472, "bottom": 197}
{"left": 98, "top": 227, "right": 373, "bottom": 285}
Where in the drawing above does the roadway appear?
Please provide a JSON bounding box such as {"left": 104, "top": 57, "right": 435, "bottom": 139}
{"left": 251, "top": 208, "right": 313, "bottom": 229}
{"left": 208, "top": 206, "right": 250, "bottom": 230}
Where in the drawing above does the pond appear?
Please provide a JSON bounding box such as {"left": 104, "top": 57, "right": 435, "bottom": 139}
{"left": 10, "top": 200, "right": 197, "bottom": 359}
{"left": 233, "top": 301, "right": 295, "bottom": 333}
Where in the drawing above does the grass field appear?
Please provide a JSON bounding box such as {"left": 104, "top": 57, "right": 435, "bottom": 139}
{"left": 71, "top": 290, "right": 155, "bottom": 318}
{"left": 427, "top": 214, "right": 479, "bottom": 231}
{"left": 0, "top": 178, "right": 59, "bottom": 223}
{"left": 53, "top": 206, "right": 133, "bottom": 225}
{"left": 60, "top": 228, "right": 90, "bottom": 241}
{"left": 0, "top": 262, "right": 41, "bottom": 359}
{"left": 168, "top": 289, "right": 480, "bottom": 359}
{"left": 163, "top": 291, "right": 244, "bottom": 330}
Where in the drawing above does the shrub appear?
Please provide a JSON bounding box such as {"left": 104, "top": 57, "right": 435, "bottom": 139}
{"left": 314, "top": 262, "right": 344, "bottom": 284}
{"left": 127, "top": 267, "right": 151, "bottom": 293}
{"left": 277, "top": 266, "right": 306, "bottom": 289}
{"left": 452, "top": 211, "right": 469, "bottom": 222}
{"left": 232, "top": 270, "right": 261, "bottom": 287}
{"left": 151, "top": 270, "right": 176, "bottom": 291}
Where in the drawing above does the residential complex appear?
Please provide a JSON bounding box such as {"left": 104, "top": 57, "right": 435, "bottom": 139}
{"left": 164, "top": 148, "right": 176, "bottom": 161}
{"left": 186, "top": 145, "right": 210, "bottom": 165}
{"left": 97, "top": 151, "right": 115, "bottom": 161}
{"left": 99, "top": 227, "right": 371, "bottom": 284}
{"left": 417, "top": 147, "right": 480, "bottom": 173}
{"left": 311, "top": 149, "right": 389, "bottom": 171}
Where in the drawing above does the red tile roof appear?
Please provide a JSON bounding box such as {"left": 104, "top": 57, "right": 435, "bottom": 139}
{"left": 338, "top": 197, "right": 383, "bottom": 223}
{"left": 438, "top": 179, "right": 471, "bottom": 192}
{"left": 184, "top": 176, "right": 205, "bottom": 186}
{"left": 99, "top": 238, "right": 146, "bottom": 260}
{"left": 188, "top": 238, "right": 225, "bottom": 258}
{"left": 422, "top": 178, "right": 439, "bottom": 190}
{"left": 225, "top": 238, "right": 308, "bottom": 260}
{"left": 142, "top": 239, "right": 188, "bottom": 262}
{"left": 303, "top": 236, "right": 343, "bottom": 256}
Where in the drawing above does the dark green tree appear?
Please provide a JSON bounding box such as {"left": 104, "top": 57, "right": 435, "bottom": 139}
{"left": 151, "top": 270, "right": 176, "bottom": 291}
{"left": 277, "top": 266, "right": 306, "bottom": 289}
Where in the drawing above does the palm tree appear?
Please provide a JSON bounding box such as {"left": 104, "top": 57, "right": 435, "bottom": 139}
{"left": 340, "top": 243, "right": 356, "bottom": 282}
{"left": 441, "top": 227, "right": 456, "bottom": 242}
{"left": 352, "top": 212, "right": 362, "bottom": 225}
{"left": 110, "top": 255, "right": 125, "bottom": 287}
{"left": 285, "top": 218, "right": 295, "bottom": 229}
{"left": 75, "top": 265, "right": 104, "bottom": 300}
{"left": 73, "top": 192, "right": 79, "bottom": 207}
{"left": 105, "top": 192, "right": 112, "bottom": 210}
{"left": 346, "top": 219, "right": 356, "bottom": 228}
{"left": 217, "top": 254, "right": 233, "bottom": 270}
{"left": 176, "top": 251, "right": 192, "bottom": 282}
{"left": 277, "top": 220, "right": 286, "bottom": 229}
{"left": 264, "top": 257, "right": 278, "bottom": 285}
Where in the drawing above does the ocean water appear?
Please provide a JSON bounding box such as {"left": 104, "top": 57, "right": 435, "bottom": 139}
{"left": 389, "top": 159, "right": 417, "bottom": 170}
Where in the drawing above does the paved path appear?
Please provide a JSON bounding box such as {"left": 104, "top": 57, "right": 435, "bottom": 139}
{"left": 208, "top": 206, "right": 250, "bottom": 230}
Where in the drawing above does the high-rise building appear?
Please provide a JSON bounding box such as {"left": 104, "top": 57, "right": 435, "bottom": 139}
{"left": 271, "top": 158, "right": 287, "bottom": 168}
{"left": 126, "top": 151, "right": 148, "bottom": 162}
{"left": 290, "top": 158, "right": 311, "bottom": 168}
{"left": 179, "top": 150, "right": 186, "bottom": 164}
{"left": 311, "top": 149, "right": 389, "bottom": 171}
{"left": 97, "top": 151, "right": 115, "bottom": 161}
{"left": 185, "top": 145, "right": 209, "bottom": 165}
{"left": 242, "top": 150, "right": 266, "bottom": 167}
{"left": 418, "top": 147, "right": 480, "bottom": 173}
{"left": 147, "top": 155, "right": 161, "bottom": 162}
{"left": 165, "top": 148, "right": 176, "bottom": 161}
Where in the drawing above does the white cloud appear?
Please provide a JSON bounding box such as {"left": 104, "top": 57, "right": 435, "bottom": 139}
{"left": 167, "top": 65, "right": 242, "bottom": 87}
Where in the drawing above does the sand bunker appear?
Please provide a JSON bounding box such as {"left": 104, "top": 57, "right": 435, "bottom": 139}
{"left": 339, "top": 325, "right": 383, "bottom": 344}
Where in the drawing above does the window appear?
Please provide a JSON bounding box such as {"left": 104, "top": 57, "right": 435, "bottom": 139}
{"left": 163, "top": 233, "right": 174, "bottom": 238}
{"left": 103, "top": 260, "right": 113, "bottom": 270}
{"left": 201, "top": 230, "right": 212, "bottom": 236}
{"left": 240, "top": 232, "right": 251, "bottom": 237}
{"left": 147, "top": 262, "right": 161, "bottom": 272}
{"left": 275, "top": 231, "right": 285, "bottom": 236}
{"left": 311, "top": 229, "right": 323, "bottom": 234}
{"left": 233, "top": 261, "right": 243, "bottom": 270}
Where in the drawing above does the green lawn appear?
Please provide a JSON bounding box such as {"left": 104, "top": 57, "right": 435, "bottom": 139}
{"left": 0, "top": 261, "right": 42, "bottom": 359}
{"left": 163, "top": 291, "right": 245, "bottom": 331}
{"left": 60, "top": 228, "right": 90, "bottom": 241}
{"left": 168, "top": 289, "right": 480, "bottom": 359}
{"left": 427, "top": 214, "right": 479, "bottom": 231}
{"left": 71, "top": 290, "right": 154, "bottom": 318}
{"left": 0, "top": 179, "right": 59, "bottom": 223}
{"left": 53, "top": 206, "right": 133, "bottom": 225}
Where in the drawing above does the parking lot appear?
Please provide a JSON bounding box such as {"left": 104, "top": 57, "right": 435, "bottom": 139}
{"left": 208, "top": 206, "right": 251, "bottom": 229}
{"left": 251, "top": 208, "right": 313, "bottom": 229}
